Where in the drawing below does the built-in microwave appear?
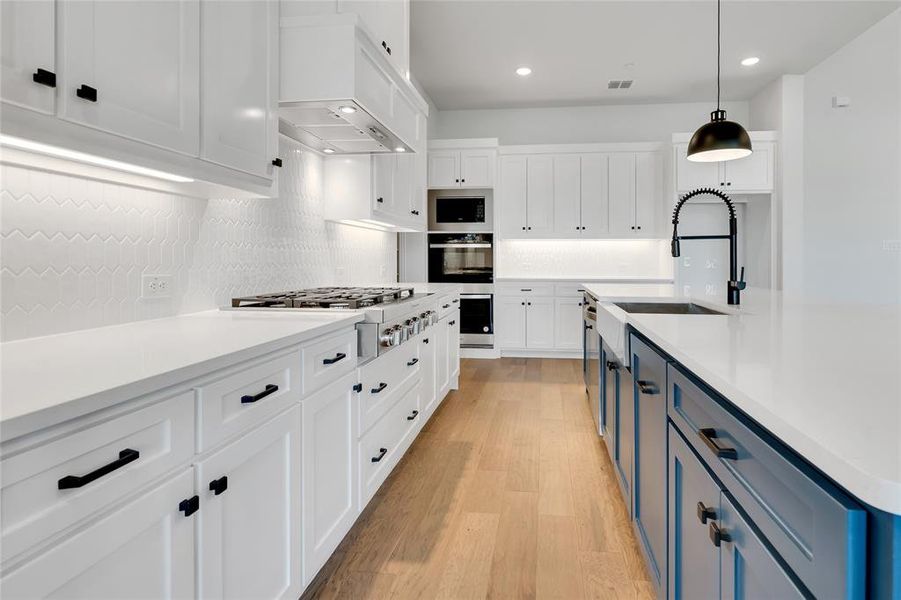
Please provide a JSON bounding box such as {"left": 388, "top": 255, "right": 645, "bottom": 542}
{"left": 427, "top": 189, "right": 493, "bottom": 232}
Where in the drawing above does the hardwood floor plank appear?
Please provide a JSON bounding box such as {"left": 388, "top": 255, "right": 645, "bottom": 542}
{"left": 435, "top": 512, "right": 501, "bottom": 599}
{"left": 536, "top": 514, "right": 587, "bottom": 599}
{"left": 487, "top": 491, "right": 539, "bottom": 600}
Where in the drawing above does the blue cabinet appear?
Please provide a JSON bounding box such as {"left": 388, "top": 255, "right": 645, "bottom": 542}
{"left": 614, "top": 358, "right": 634, "bottom": 514}
{"left": 668, "top": 424, "right": 720, "bottom": 600}
{"left": 631, "top": 334, "right": 669, "bottom": 595}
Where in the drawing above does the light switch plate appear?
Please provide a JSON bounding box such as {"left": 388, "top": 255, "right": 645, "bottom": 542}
{"left": 142, "top": 274, "right": 172, "bottom": 299}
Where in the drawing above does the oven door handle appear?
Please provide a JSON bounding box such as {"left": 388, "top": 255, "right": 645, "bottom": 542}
{"left": 459, "top": 294, "right": 493, "bottom": 300}
{"left": 428, "top": 243, "right": 492, "bottom": 249}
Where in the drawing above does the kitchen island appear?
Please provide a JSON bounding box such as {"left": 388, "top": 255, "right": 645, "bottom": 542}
{"left": 583, "top": 285, "right": 901, "bottom": 599}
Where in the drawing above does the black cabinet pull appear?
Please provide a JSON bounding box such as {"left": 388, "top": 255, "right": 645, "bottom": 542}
{"left": 606, "top": 360, "right": 618, "bottom": 371}
{"left": 449, "top": 320, "right": 456, "bottom": 326}
{"left": 709, "top": 521, "right": 731, "bottom": 547}
{"left": 272, "top": 158, "right": 282, "bottom": 167}
{"left": 386, "top": 46, "right": 392, "bottom": 55}
{"left": 698, "top": 428, "right": 738, "bottom": 460}
{"left": 522, "top": 226, "right": 526, "bottom": 230}
{"left": 407, "top": 358, "right": 419, "bottom": 366}
{"left": 209, "top": 476, "right": 228, "bottom": 496}
{"left": 353, "top": 382, "right": 363, "bottom": 393}
{"left": 636, "top": 380, "right": 660, "bottom": 395}
{"left": 696, "top": 501, "right": 716, "bottom": 524}
{"left": 241, "top": 383, "right": 278, "bottom": 404}
{"left": 585, "top": 323, "right": 593, "bottom": 330}
{"left": 456, "top": 179, "right": 460, "bottom": 183}
{"left": 32, "top": 68, "right": 56, "bottom": 87}
{"left": 58, "top": 448, "right": 140, "bottom": 489}
{"left": 381, "top": 41, "right": 387, "bottom": 49}
{"left": 442, "top": 303, "right": 450, "bottom": 309}
{"left": 323, "top": 352, "right": 346, "bottom": 365}
{"left": 520, "top": 288, "right": 532, "bottom": 292}
{"left": 452, "top": 299, "right": 459, "bottom": 303}
{"left": 376, "top": 197, "right": 384, "bottom": 203}
{"left": 371, "top": 447, "right": 388, "bottom": 463}
{"left": 526, "top": 302, "right": 531, "bottom": 306}
{"left": 179, "top": 495, "right": 200, "bottom": 517}
{"left": 406, "top": 410, "right": 419, "bottom": 421}
{"left": 371, "top": 382, "right": 388, "bottom": 394}
{"left": 76, "top": 84, "right": 97, "bottom": 102}
{"left": 423, "top": 338, "right": 429, "bottom": 344}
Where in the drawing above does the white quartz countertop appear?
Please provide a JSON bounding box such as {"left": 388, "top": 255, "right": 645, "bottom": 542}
{"left": 583, "top": 284, "right": 901, "bottom": 514}
{"left": 496, "top": 276, "right": 674, "bottom": 283}
{"left": 0, "top": 310, "right": 363, "bottom": 439}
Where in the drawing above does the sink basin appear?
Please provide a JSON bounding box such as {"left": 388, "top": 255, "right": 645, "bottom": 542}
{"left": 613, "top": 302, "right": 726, "bottom": 315}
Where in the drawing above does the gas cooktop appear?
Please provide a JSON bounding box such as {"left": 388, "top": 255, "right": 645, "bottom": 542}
{"left": 231, "top": 286, "right": 415, "bottom": 310}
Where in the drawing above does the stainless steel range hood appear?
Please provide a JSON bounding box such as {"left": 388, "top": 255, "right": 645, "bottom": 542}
{"left": 279, "top": 15, "right": 427, "bottom": 155}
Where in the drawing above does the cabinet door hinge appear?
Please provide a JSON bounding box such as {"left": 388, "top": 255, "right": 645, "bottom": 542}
{"left": 179, "top": 495, "right": 200, "bottom": 517}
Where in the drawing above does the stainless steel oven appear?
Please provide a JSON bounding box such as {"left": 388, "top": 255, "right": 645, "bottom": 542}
{"left": 428, "top": 190, "right": 493, "bottom": 232}
{"left": 428, "top": 233, "right": 493, "bottom": 284}
{"left": 459, "top": 293, "right": 493, "bottom": 347}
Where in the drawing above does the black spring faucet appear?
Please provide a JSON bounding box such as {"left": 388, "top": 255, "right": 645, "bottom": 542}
{"left": 671, "top": 188, "right": 746, "bottom": 305}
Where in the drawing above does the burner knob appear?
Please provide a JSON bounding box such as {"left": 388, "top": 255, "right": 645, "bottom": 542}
{"left": 380, "top": 325, "right": 402, "bottom": 347}
{"left": 400, "top": 322, "right": 411, "bottom": 343}
{"left": 410, "top": 316, "right": 420, "bottom": 335}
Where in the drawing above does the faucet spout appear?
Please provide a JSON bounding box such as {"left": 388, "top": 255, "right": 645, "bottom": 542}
{"left": 671, "top": 188, "right": 746, "bottom": 305}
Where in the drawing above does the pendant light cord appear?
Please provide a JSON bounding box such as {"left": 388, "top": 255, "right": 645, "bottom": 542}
{"left": 716, "top": 0, "right": 721, "bottom": 111}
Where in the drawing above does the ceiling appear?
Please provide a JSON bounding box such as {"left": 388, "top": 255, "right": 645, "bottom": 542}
{"left": 411, "top": 0, "right": 899, "bottom": 110}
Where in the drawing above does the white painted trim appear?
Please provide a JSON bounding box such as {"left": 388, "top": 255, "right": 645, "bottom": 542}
{"left": 494, "top": 277, "right": 675, "bottom": 284}
{"left": 428, "top": 138, "right": 499, "bottom": 150}
{"left": 500, "top": 349, "right": 582, "bottom": 359}
{"left": 671, "top": 130, "right": 779, "bottom": 143}
{"left": 498, "top": 142, "right": 664, "bottom": 155}
{"left": 460, "top": 347, "right": 500, "bottom": 359}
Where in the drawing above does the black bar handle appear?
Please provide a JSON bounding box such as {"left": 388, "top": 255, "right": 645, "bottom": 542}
{"left": 407, "top": 358, "right": 419, "bottom": 366}
{"left": 698, "top": 428, "right": 738, "bottom": 460}
{"left": 371, "top": 447, "right": 388, "bottom": 463}
{"left": 33, "top": 68, "right": 56, "bottom": 87}
{"left": 323, "top": 352, "right": 346, "bottom": 365}
{"left": 179, "top": 495, "right": 200, "bottom": 517}
{"left": 406, "top": 410, "right": 419, "bottom": 421}
{"left": 58, "top": 448, "right": 140, "bottom": 489}
{"left": 696, "top": 501, "right": 716, "bottom": 524}
{"left": 76, "top": 84, "right": 97, "bottom": 102}
{"left": 442, "top": 303, "right": 450, "bottom": 309}
{"left": 636, "top": 380, "right": 660, "bottom": 395}
{"left": 209, "top": 476, "right": 228, "bottom": 496}
{"left": 606, "top": 361, "right": 618, "bottom": 371}
{"left": 371, "top": 382, "right": 388, "bottom": 394}
{"left": 452, "top": 299, "right": 458, "bottom": 303}
{"left": 272, "top": 158, "right": 282, "bottom": 167}
{"left": 709, "top": 521, "right": 731, "bottom": 547}
{"left": 241, "top": 383, "right": 278, "bottom": 404}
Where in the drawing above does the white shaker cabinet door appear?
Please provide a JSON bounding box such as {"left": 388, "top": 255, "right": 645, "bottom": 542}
{"left": 526, "top": 155, "right": 555, "bottom": 236}
{"left": 435, "top": 314, "right": 450, "bottom": 396}
{"left": 0, "top": 0, "right": 55, "bottom": 114}
{"left": 554, "top": 297, "right": 584, "bottom": 350}
{"left": 460, "top": 149, "right": 494, "bottom": 188}
{"left": 0, "top": 469, "right": 196, "bottom": 600}
{"left": 723, "top": 143, "right": 773, "bottom": 191}
{"left": 525, "top": 297, "right": 555, "bottom": 349}
{"left": 552, "top": 154, "right": 582, "bottom": 236}
{"left": 608, "top": 153, "right": 637, "bottom": 236}
{"left": 498, "top": 155, "right": 528, "bottom": 237}
{"left": 580, "top": 153, "right": 610, "bottom": 235}
{"left": 196, "top": 406, "right": 303, "bottom": 600}
{"left": 494, "top": 296, "right": 527, "bottom": 349}
{"left": 634, "top": 151, "right": 660, "bottom": 236}
{"left": 201, "top": 0, "right": 278, "bottom": 178}
{"left": 58, "top": 0, "right": 200, "bottom": 155}
{"left": 420, "top": 329, "right": 438, "bottom": 418}
{"left": 428, "top": 150, "right": 460, "bottom": 188}
{"left": 447, "top": 311, "right": 461, "bottom": 381}
{"left": 675, "top": 143, "right": 720, "bottom": 191}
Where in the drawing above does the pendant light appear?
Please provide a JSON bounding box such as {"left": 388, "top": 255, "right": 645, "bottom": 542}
{"left": 687, "top": 0, "right": 752, "bottom": 162}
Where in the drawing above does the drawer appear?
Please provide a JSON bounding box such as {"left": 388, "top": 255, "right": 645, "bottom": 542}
{"left": 197, "top": 349, "right": 301, "bottom": 451}
{"left": 436, "top": 294, "right": 460, "bottom": 320}
{"left": 358, "top": 341, "right": 421, "bottom": 436}
{"left": 301, "top": 328, "right": 357, "bottom": 396}
{"left": 554, "top": 283, "right": 589, "bottom": 297}
{"left": 667, "top": 363, "right": 866, "bottom": 599}
{"left": 496, "top": 282, "right": 555, "bottom": 297}
{"left": 1, "top": 391, "right": 194, "bottom": 563}
{"left": 358, "top": 379, "right": 421, "bottom": 508}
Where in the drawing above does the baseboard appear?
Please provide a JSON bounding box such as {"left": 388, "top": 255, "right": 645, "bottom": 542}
{"left": 500, "top": 349, "right": 583, "bottom": 359}
{"left": 461, "top": 347, "right": 501, "bottom": 359}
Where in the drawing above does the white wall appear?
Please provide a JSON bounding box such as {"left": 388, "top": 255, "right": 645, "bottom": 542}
{"left": 432, "top": 101, "right": 749, "bottom": 145}
{"left": 801, "top": 9, "right": 900, "bottom": 303}
{"left": 0, "top": 136, "right": 397, "bottom": 341}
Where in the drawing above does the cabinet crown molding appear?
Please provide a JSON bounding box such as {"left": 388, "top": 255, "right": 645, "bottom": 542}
{"left": 499, "top": 142, "right": 664, "bottom": 155}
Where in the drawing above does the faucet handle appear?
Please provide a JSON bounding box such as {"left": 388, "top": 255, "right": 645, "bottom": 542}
{"left": 733, "top": 267, "right": 747, "bottom": 291}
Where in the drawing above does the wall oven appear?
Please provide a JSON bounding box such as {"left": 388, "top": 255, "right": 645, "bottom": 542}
{"left": 459, "top": 294, "right": 494, "bottom": 347}
{"left": 428, "top": 190, "right": 493, "bottom": 232}
{"left": 428, "top": 233, "right": 493, "bottom": 284}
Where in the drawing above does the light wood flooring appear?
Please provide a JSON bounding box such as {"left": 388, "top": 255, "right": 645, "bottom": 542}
{"left": 303, "top": 358, "right": 654, "bottom": 600}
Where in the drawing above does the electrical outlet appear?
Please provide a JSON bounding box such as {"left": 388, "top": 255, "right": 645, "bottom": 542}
{"left": 142, "top": 274, "right": 172, "bottom": 299}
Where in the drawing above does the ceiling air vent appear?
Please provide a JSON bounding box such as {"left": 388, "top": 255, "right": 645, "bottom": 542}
{"left": 608, "top": 80, "right": 634, "bottom": 89}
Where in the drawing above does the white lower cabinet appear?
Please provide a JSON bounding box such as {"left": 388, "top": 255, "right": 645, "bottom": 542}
{"left": 495, "top": 296, "right": 527, "bottom": 349}
{"left": 195, "top": 405, "right": 303, "bottom": 600}
{"left": 302, "top": 373, "right": 359, "bottom": 585}
{"left": 435, "top": 313, "right": 450, "bottom": 397}
{"left": 497, "top": 285, "right": 594, "bottom": 354}
{"left": 0, "top": 469, "right": 196, "bottom": 600}
{"left": 447, "top": 312, "right": 461, "bottom": 383}
{"left": 419, "top": 329, "right": 438, "bottom": 420}
{"left": 554, "top": 297, "right": 584, "bottom": 350}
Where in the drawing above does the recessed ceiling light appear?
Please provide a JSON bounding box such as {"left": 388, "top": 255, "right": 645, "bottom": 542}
{"left": 741, "top": 56, "right": 760, "bottom": 66}
{"left": 323, "top": 148, "right": 335, "bottom": 154}
{"left": 515, "top": 66, "right": 532, "bottom": 76}
{"left": 395, "top": 147, "right": 406, "bottom": 152}
{"left": 338, "top": 105, "right": 356, "bottom": 114}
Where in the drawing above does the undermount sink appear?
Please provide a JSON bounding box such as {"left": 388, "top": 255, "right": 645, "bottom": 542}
{"left": 613, "top": 302, "right": 726, "bottom": 315}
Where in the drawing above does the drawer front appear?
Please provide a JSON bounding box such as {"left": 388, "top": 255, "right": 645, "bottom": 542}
{"left": 301, "top": 329, "right": 358, "bottom": 396}
{"left": 667, "top": 363, "right": 866, "bottom": 599}
{"left": 358, "top": 340, "right": 421, "bottom": 436}
{"left": 197, "top": 350, "right": 301, "bottom": 451}
{"left": 554, "top": 283, "right": 589, "bottom": 298}
{"left": 436, "top": 294, "right": 460, "bottom": 320}
{"left": 496, "top": 283, "right": 555, "bottom": 297}
{"left": 1, "top": 392, "right": 194, "bottom": 563}
{"left": 358, "top": 379, "right": 421, "bottom": 507}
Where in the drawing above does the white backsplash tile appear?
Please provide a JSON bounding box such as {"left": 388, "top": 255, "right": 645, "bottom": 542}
{"left": 496, "top": 239, "right": 673, "bottom": 280}
{"left": 0, "top": 136, "right": 396, "bottom": 341}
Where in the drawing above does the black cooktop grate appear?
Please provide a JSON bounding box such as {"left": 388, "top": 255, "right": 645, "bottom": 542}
{"left": 232, "top": 286, "right": 415, "bottom": 309}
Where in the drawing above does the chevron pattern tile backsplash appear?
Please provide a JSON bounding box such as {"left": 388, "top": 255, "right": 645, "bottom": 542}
{"left": 0, "top": 137, "right": 397, "bottom": 341}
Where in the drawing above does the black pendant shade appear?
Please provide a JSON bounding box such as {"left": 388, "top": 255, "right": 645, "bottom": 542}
{"left": 687, "top": 0, "right": 753, "bottom": 163}
{"left": 687, "top": 109, "right": 752, "bottom": 163}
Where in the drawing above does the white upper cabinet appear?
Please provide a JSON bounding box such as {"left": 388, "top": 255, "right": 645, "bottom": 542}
{"left": 580, "top": 153, "right": 610, "bottom": 235}
{"left": 337, "top": 0, "right": 409, "bottom": 78}
{"left": 608, "top": 153, "right": 637, "bottom": 235}
{"left": 427, "top": 148, "right": 496, "bottom": 189}
{"left": 0, "top": 0, "right": 56, "bottom": 115}
{"left": 58, "top": 0, "right": 200, "bottom": 155}
{"left": 634, "top": 151, "right": 660, "bottom": 236}
{"left": 201, "top": 0, "right": 278, "bottom": 178}
{"left": 608, "top": 151, "right": 660, "bottom": 237}
{"left": 552, "top": 154, "right": 582, "bottom": 236}
{"left": 673, "top": 134, "right": 776, "bottom": 193}
{"left": 527, "top": 155, "right": 555, "bottom": 236}
{"left": 499, "top": 155, "right": 528, "bottom": 237}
